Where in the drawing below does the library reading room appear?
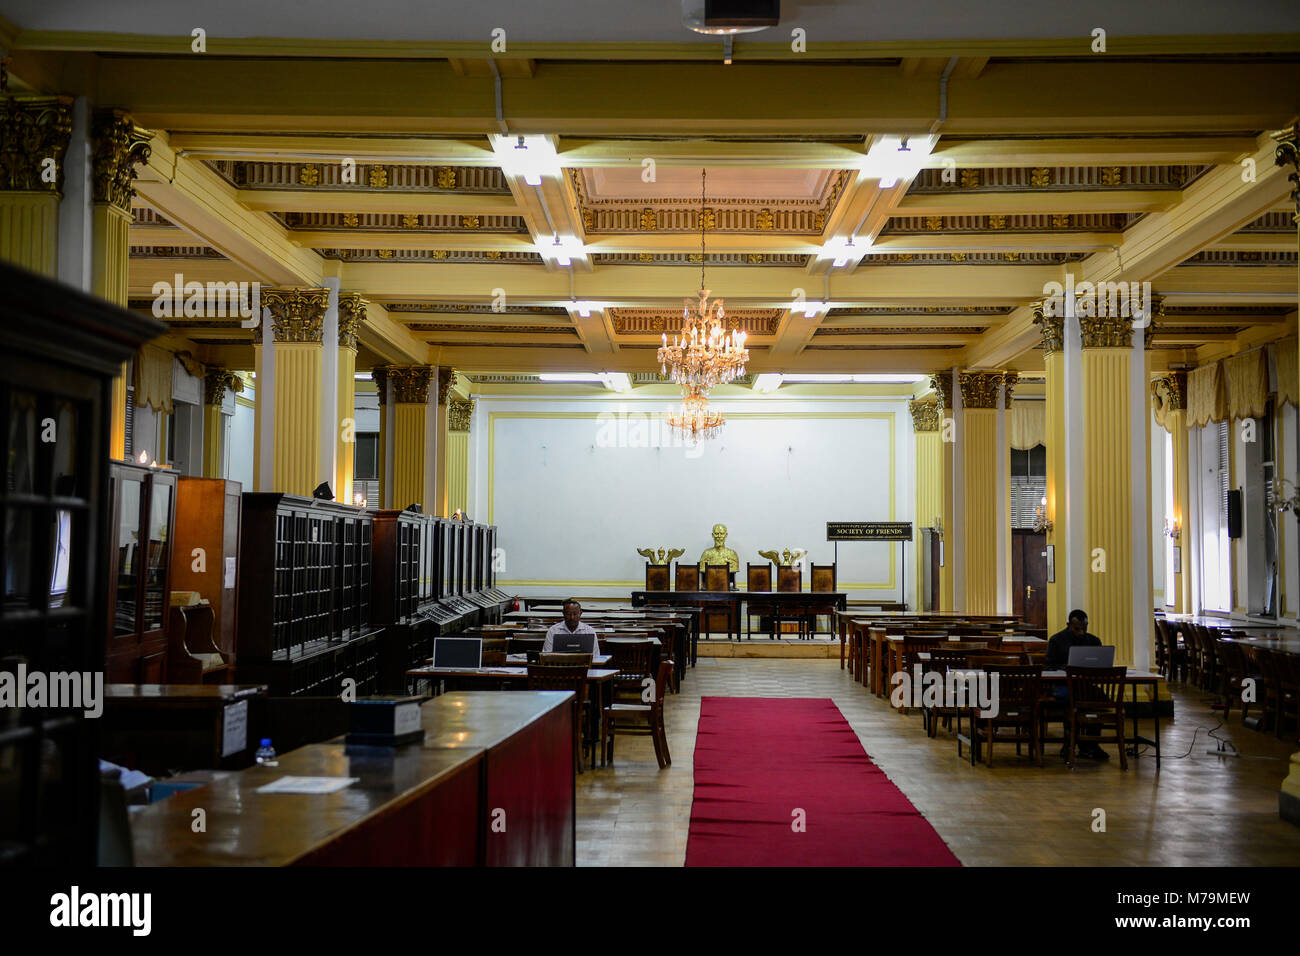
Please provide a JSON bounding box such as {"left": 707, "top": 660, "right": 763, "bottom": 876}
{"left": 1, "top": 0, "right": 1299, "bottom": 919}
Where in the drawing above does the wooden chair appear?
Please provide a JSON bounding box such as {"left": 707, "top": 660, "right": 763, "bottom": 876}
{"left": 606, "top": 638, "right": 657, "bottom": 703}
{"left": 966, "top": 666, "right": 1043, "bottom": 768}
{"left": 1065, "top": 666, "right": 1128, "bottom": 770}
{"left": 746, "top": 562, "right": 775, "bottom": 640}
{"left": 1151, "top": 616, "right": 1167, "bottom": 678}
{"left": 675, "top": 563, "right": 700, "bottom": 591}
{"left": 540, "top": 652, "right": 593, "bottom": 667}
{"left": 166, "top": 603, "right": 230, "bottom": 684}
{"left": 1156, "top": 618, "right": 1188, "bottom": 683}
{"left": 775, "top": 566, "right": 804, "bottom": 639}
{"left": 508, "top": 636, "right": 546, "bottom": 658}
{"left": 895, "top": 635, "right": 944, "bottom": 713}
{"left": 921, "top": 648, "right": 969, "bottom": 738}
{"left": 604, "top": 659, "right": 673, "bottom": 769}
{"left": 1253, "top": 648, "right": 1296, "bottom": 737}
{"left": 703, "top": 563, "right": 733, "bottom": 638}
{"left": 645, "top": 563, "right": 670, "bottom": 592}
{"left": 808, "top": 563, "right": 837, "bottom": 637}
{"left": 527, "top": 662, "right": 594, "bottom": 772}
{"left": 1217, "top": 638, "right": 1253, "bottom": 721}
{"left": 482, "top": 637, "right": 508, "bottom": 666}
{"left": 1193, "top": 624, "right": 1222, "bottom": 693}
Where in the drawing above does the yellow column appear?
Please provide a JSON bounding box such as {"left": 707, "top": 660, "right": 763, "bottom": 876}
{"left": 390, "top": 366, "right": 433, "bottom": 511}
{"left": 1081, "top": 317, "right": 1135, "bottom": 665}
{"left": 263, "top": 288, "right": 329, "bottom": 497}
{"left": 373, "top": 366, "right": 389, "bottom": 509}
{"left": 91, "top": 109, "right": 153, "bottom": 460}
{"left": 910, "top": 398, "right": 942, "bottom": 609}
{"left": 1271, "top": 124, "right": 1300, "bottom": 826}
{"left": 930, "top": 372, "right": 956, "bottom": 611}
{"left": 434, "top": 368, "right": 457, "bottom": 517}
{"left": 1038, "top": 306, "right": 1070, "bottom": 629}
{"left": 959, "top": 371, "right": 1003, "bottom": 614}
{"left": 446, "top": 398, "right": 473, "bottom": 516}
{"left": 202, "top": 369, "right": 240, "bottom": 478}
{"left": 335, "top": 293, "right": 368, "bottom": 506}
{"left": 0, "top": 96, "right": 71, "bottom": 276}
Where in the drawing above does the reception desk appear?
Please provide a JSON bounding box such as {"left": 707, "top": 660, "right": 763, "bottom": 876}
{"left": 131, "top": 691, "right": 575, "bottom": 866}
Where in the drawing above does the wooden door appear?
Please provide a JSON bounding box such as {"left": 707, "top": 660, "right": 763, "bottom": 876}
{"left": 929, "top": 531, "right": 941, "bottom": 611}
{"left": 1011, "top": 530, "right": 1048, "bottom": 627}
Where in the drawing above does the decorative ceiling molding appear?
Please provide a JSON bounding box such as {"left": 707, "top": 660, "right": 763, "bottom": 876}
{"left": 317, "top": 248, "right": 542, "bottom": 262}
{"left": 861, "top": 251, "right": 1087, "bottom": 265}
{"left": 884, "top": 212, "right": 1136, "bottom": 233}
{"left": 908, "top": 164, "right": 1206, "bottom": 192}
{"left": 593, "top": 252, "right": 810, "bottom": 266}
{"left": 385, "top": 302, "right": 569, "bottom": 315}
{"left": 283, "top": 211, "right": 528, "bottom": 231}
{"left": 206, "top": 160, "right": 509, "bottom": 192}
{"left": 609, "top": 308, "right": 781, "bottom": 335}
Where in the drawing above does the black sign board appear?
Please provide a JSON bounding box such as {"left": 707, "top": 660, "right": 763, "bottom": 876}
{"left": 826, "top": 521, "right": 913, "bottom": 541}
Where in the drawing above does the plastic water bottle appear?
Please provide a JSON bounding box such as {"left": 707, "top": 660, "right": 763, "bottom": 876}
{"left": 255, "top": 738, "right": 278, "bottom": 767}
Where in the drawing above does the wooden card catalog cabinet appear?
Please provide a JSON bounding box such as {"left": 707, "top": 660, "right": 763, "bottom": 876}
{"left": 106, "top": 462, "right": 178, "bottom": 683}
{"left": 235, "top": 494, "right": 377, "bottom": 696}
{"left": 371, "top": 509, "right": 423, "bottom": 627}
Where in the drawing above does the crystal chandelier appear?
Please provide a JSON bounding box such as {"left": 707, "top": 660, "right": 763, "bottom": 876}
{"left": 666, "top": 387, "right": 725, "bottom": 442}
{"left": 657, "top": 169, "right": 749, "bottom": 390}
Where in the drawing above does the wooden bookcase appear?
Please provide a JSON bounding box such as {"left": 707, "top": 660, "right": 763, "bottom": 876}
{"left": 169, "top": 477, "right": 241, "bottom": 663}
{"left": 105, "top": 461, "right": 177, "bottom": 683}
{"left": 234, "top": 493, "right": 378, "bottom": 696}
{"left": 0, "top": 260, "right": 163, "bottom": 867}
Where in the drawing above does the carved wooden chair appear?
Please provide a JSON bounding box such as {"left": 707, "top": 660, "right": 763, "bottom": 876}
{"left": 775, "top": 566, "right": 803, "bottom": 638}
{"left": 603, "top": 659, "right": 673, "bottom": 769}
{"left": 527, "top": 662, "right": 594, "bottom": 772}
{"left": 965, "top": 665, "right": 1043, "bottom": 768}
{"left": 645, "top": 563, "right": 670, "bottom": 592}
{"left": 703, "top": 563, "right": 734, "bottom": 638}
{"left": 746, "top": 563, "right": 774, "bottom": 639}
{"left": 675, "top": 562, "right": 700, "bottom": 592}
{"left": 1065, "top": 666, "right": 1128, "bottom": 770}
{"left": 809, "top": 563, "right": 837, "bottom": 637}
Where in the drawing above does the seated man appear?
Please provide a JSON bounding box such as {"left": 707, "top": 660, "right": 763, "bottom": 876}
{"left": 1046, "top": 609, "right": 1108, "bottom": 761}
{"left": 542, "top": 598, "right": 602, "bottom": 655}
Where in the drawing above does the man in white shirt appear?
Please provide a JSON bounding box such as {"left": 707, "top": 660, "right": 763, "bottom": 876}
{"left": 543, "top": 599, "right": 601, "bottom": 654}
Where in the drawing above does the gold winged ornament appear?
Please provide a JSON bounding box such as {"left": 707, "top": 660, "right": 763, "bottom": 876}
{"left": 758, "top": 548, "right": 807, "bottom": 567}
{"left": 637, "top": 547, "right": 685, "bottom": 565}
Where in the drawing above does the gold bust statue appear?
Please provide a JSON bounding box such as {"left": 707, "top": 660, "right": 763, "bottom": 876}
{"left": 700, "top": 523, "right": 739, "bottom": 572}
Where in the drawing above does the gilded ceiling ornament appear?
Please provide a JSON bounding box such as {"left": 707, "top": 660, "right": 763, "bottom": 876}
{"left": 437, "top": 367, "right": 458, "bottom": 405}
{"left": 1033, "top": 302, "right": 1064, "bottom": 354}
{"left": 950, "top": 252, "right": 967, "bottom": 262}
{"left": 1150, "top": 371, "right": 1188, "bottom": 414}
{"left": 1051, "top": 213, "right": 1071, "bottom": 229}
{"left": 1030, "top": 167, "right": 1052, "bottom": 187}
{"left": 436, "top": 166, "right": 456, "bottom": 189}
{"left": 814, "top": 211, "right": 826, "bottom": 231}
{"left": 431, "top": 249, "right": 448, "bottom": 259}
{"left": 371, "top": 365, "right": 389, "bottom": 405}
{"left": 688, "top": 253, "right": 703, "bottom": 263}
{"left": 960, "top": 169, "right": 980, "bottom": 189}
{"left": 639, "top": 207, "right": 658, "bottom": 230}
{"left": 402, "top": 214, "right": 420, "bottom": 228}
{"left": 897, "top": 253, "right": 914, "bottom": 261}
{"left": 377, "top": 249, "right": 395, "bottom": 258}
{"left": 90, "top": 110, "right": 152, "bottom": 213}
{"left": 1272, "top": 124, "right": 1300, "bottom": 221}
{"left": 0, "top": 94, "right": 73, "bottom": 193}
{"left": 638, "top": 252, "right": 654, "bottom": 261}
{"left": 1143, "top": 295, "right": 1164, "bottom": 350}
{"left": 1100, "top": 166, "right": 1122, "bottom": 187}
{"left": 461, "top": 215, "right": 480, "bottom": 228}
{"left": 909, "top": 398, "right": 941, "bottom": 432}
{"left": 988, "top": 215, "right": 1007, "bottom": 230}
{"left": 1003, "top": 252, "right": 1020, "bottom": 261}
{"left": 448, "top": 398, "right": 474, "bottom": 432}
{"left": 1078, "top": 314, "right": 1134, "bottom": 349}
{"left": 299, "top": 164, "right": 320, "bottom": 186}
{"left": 925, "top": 215, "right": 943, "bottom": 231}
{"left": 1002, "top": 370, "right": 1019, "bottom": 401}
{"left": 929, "top": 370, "right": 954, "bottom": 410}
{"left": 337, "top": 292, "right": 369, "bottom": 349}
{"left": 958, "top": 370, "right": 1002, "bottom": 409}
{"left": 263, "top": 288, "right": 330, "bottom": 344}
{"left": 390, "top": 366, "right": 433, "bottom": 404}
{"left": 203, "top": 368, "right": 242, "bottom": 406}
{"left": 485, "top": 249, "right": 502, "bottom": 258}
{"left": 343, "top": 212, "right": 359, "bottom": 227}
{"left": 746, "top": 253, "right": 763, "bottom": 263}
{"left": 582, "top": 209, "right": 594, "bottom": 229}
{"left": 755, "top": 208, "right": 775, "bottom": 230}
{"left": 699, "top": 207, "right": 716, "bottom": 231}
{"left": 368, "top": 166, "right": 389, "bottom": 188}
{"left": 651, "top": 316, "right": 665, "bottom": 332}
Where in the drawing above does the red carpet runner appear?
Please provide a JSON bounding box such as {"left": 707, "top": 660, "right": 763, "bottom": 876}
{"left": 685, "top": 697, "right": 960, "bottom": 866}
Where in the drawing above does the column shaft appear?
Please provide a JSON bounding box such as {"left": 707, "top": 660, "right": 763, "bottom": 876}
{"left": 1044, "top": 349, "right": 1069, "bottom": 628}
{"left": 962, "top": 408, "right": 1000, "bottom": 614}
{"left": 273, "top": 344, "right": 323, "bottom": 496}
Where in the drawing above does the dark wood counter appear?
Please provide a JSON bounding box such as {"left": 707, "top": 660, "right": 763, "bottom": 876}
{"left": 131, "top": 690, "right": 575, "bottom": 866}
{"left": 102, "top": 683, "right": 269, "bottom": 775}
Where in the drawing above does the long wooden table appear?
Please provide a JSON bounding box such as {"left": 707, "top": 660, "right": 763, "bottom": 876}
{"left": 504, "top": 609, "right": 693, "bottom": 672}
{"left": 630, "top": 589, "right": 847, "bottom": 641}
{"left": 131, "top": 691, "right": 576, "bottom": 866}
{"left": 878, "top": 633, "right": 1047, "bottom": 699}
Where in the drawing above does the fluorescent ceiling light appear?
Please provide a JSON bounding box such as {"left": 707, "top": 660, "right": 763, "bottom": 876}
{"left": 865, "top": 134, "right": 937, "bottom": 189}
{"left": 539, "top": 372, "right": 602, "bottom": 382}
{"left": 490, "top": 134, "right": 559, "bottom": 185}
{"left": 822, "top": 236, "right": 863, "bottom": 268}
{"left": 782, "top": 374, "right": 852, "bottom": 383}
{"left": 777, "top": 373, "right": 927, "bottom": 384}
{"left": 571, "top": 300, "right": 599, "bottom": 317}
{"left": 798, "top": 300, "right": 825, "bottom": 318}
{"left": 852, "top": 373, "right": 928, "bottom": 383}
{"left": 538, "top": 234, "right": 583, "bottom": 267}
{"left": 599, "top": 372, "right": 632, "bottom": 392}
{"left": 752, "top": 373, "right": 783, "bottom": 393}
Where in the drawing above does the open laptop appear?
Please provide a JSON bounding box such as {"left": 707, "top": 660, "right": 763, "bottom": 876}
{"left": 433, "top": 636, "right": 483, "bottom": 668}
{"left": 551, "top": 631, "right": 598, "bottom": 655}
{"left": 1067, "top": 644, "right": 1116, "bottom": 668}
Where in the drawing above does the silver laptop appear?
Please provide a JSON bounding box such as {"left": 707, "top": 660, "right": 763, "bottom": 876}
{"left": 1067, "top": 645, "right": 1115, "bottom": 668}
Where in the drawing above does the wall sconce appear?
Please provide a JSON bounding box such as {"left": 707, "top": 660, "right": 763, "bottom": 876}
{"left": 1033, "top": 496, "right": 1053, "bottom": 534}
{"left": 932, "top": 515, "right": 943, "bottom": 537}
{"left": 1164, "top": 516, "right": 1181, "bottom": 540}
{"left": 354, "top": 492, "right": 367, "bottom": 508}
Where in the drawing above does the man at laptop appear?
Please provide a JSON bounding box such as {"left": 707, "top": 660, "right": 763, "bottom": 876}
{"left": 1046, "top": 609, "right": 1109, "bottom": 761}
{"left": 543, "top": 599, "right": 601, "bottom": 656}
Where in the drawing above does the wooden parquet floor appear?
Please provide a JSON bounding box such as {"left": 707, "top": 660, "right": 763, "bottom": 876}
{"left": 576, "top": 658, "right": 1300, "bottom": 866}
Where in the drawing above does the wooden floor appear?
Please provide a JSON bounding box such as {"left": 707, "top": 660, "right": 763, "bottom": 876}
{"left": 576, "top": 658, "right": 1300, "bottom": 866}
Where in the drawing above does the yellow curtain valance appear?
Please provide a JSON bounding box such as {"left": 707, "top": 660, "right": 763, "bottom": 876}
{"left": 134, "top": 344, "right": 174, "bottom": 414}
{"left": 1274, "top": 339, "right": 1299, "bottom": 409}
{"left": 1225, "top": 348, "right": 1268, "bottom": 421}
{"left": 1008, "top": 400, "right": 1046, "bottom": 450}
{"left": 1186, "top": 361, "right": 1226, "bottom": 428}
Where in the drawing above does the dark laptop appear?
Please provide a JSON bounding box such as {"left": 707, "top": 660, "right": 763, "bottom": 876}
{"left": 1066, "top": 645, "right": 1116, "bottom": 668}
{"left": 551, "top": 631, "right": 598, "bottom": 655}
{"left": 433, "top": 637, "right": 483, "bottom": 668}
